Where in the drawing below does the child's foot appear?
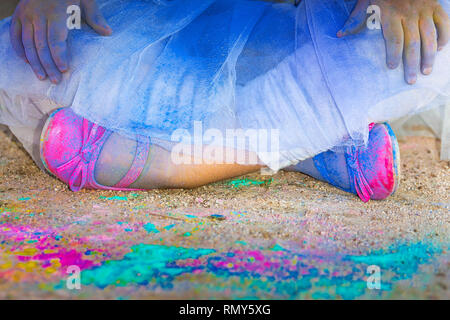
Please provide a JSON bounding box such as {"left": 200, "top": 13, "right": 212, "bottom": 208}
{"left": 40, "top": 107, "right": 151, "bottom": 192}
{"left": 40, "top": 108, "right": 263, "bottom": 191}
{"left": 287, "top": 123, "right": 400, "bottom": 202}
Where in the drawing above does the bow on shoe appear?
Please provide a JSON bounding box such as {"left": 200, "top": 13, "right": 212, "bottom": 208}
{"left": 345, "top": 146, "right": 374, "bottom": 203}
{"left": 55, "top": 119, "right": 107, "bottom": 192}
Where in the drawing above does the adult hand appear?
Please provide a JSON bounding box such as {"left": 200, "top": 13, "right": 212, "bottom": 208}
{"left": 337, "top": 0, "right": 450, "bottom": 84}
{"left": 10, "top": 0, "right": 112, "bottom": 83}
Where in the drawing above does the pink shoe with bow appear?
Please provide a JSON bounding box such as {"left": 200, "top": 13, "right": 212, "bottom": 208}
{"left": 289, "top": 123, "right": 401, "bottom": 202}
{"left": 40, "top": 108, "right": 150, "bottom": 192}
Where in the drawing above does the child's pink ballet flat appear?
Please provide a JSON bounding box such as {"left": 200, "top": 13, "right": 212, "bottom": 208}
{"left": 291, "top": 123, "right": 400, "bottom": 202}
{"left": 352, "top": 123, "right": 400, "bottom": 201}
{"left": 40, "top": 108, "right": 150, "bottom": 192}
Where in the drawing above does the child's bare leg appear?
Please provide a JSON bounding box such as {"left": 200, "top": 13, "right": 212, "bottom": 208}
{"left": 95, "top": 133, "right": 263, "bottom": 189}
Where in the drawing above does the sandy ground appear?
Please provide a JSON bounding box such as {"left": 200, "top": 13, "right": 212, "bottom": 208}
{"left": 0, "top": 0, "right": 449, "bottom": 300}
{"left": 0, "top": 126, "right": 449, "bottom": 300}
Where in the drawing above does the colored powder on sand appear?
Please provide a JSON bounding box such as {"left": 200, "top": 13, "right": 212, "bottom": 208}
{"left": 0, "top": 223, "right": 107, "bottom": 281}
{"left": 2, "top": 219, "right": 443, "bottom": 299}
{"left": 80, "top": 244, "right": 215, "bottom": 288}
{"left": 18, "top": 197, "right": 31, "bottom": 201}
{"left": 129, "top": 193, "right": 141, "bottom": 198}
{"left": 143, "top": 223, "right": 160, "bottom": 234}
{"left": 271, "top": 244, "right": 287, "bottom": 252}
{"left": 99, "top": 196, "right": 128, "bottom": 201}
{"left": 348, "top": 242, "right": 443, "bottom": 283}
{"left": 227, "top": 178, "right": 273, "bottom": 188}
{"left": 174, "top": 242, "right": 443, "bottom": 299}
{"left": 16, "top": 247, "right": 99, "bottom": 273}
{"left": 0, "top": 224, "right": 67, "bottom": 242}
{"left": 208, "top": 214, "right": 226, "bottom": 221}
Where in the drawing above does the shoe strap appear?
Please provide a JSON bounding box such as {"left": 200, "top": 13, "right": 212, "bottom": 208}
{"left": 113, "top": 137, "right": 151, "bottom": 188}
{"left": 56, "top": 119, "right": 110, "bottom": 192}
{"left": 55, "top": 119, "right": 150, "bottom": 191}
{"left": 312, "top": 146, "right": 374, "bottom": 202}
{"left": 345, "top": 146, "right": 373, "bottom": 203}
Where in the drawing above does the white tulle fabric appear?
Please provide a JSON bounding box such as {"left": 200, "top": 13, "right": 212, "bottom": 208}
{"left": 1, "top": 0, "right": 449, "bottom": 170}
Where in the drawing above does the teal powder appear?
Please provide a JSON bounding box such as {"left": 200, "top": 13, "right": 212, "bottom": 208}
{"left": 68, "top": 241, "right": 443, "bottom": 299}
{"left": 349, "top": 242, "right": 443, "bottom": 282}
{"left": 227, "top": 178, "right": 273, "bottom": 188}
{"left": 99, "top": 196, "right": 128, "bottom": 201}
{"left": 80, "top": 244, "right": 215, "bottom": 288}
{"left": 271, "top": 244, "right": 287, "bottom": 252}
{"left": 143, "top": 223, "right": 160, "bottom": 234}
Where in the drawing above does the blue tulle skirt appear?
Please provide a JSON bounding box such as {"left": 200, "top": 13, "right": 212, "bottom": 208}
{"left": 1, "top": 0, "right": 449, "bottom": 170}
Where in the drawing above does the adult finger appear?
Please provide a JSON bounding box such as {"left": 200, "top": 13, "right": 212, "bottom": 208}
{"left": 382, "top": 17, "right": 404, "bottom": 69}
{"left": 419, "top": 14, "right": 437, "bottom": 75}
{"left": 34, "top": 18, "right": 62, "bottom": 83}
{"left": 22, "top": 21, "right": 47, "bottom": 80}
{"left": 337, "top": 0, "right": 370, "bottom": 37}
{"left": 48, "top": 18, "right": 69, "bottom": 73}
{"left": 402, "top": 20, "right": 421, "bottom": 84}
{"left": 9, "top": 17, "right": 27, "bottom": 62}
{"left": 434, "top": 5, "right": 450, "bottom": 50}
{"left": 82, "top": 0, "right": 112, "bottom": 36}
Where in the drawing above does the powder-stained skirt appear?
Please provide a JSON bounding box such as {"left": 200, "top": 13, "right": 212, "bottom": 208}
{"left": 1, "top": 0, "right": 449, "bottom": 169}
